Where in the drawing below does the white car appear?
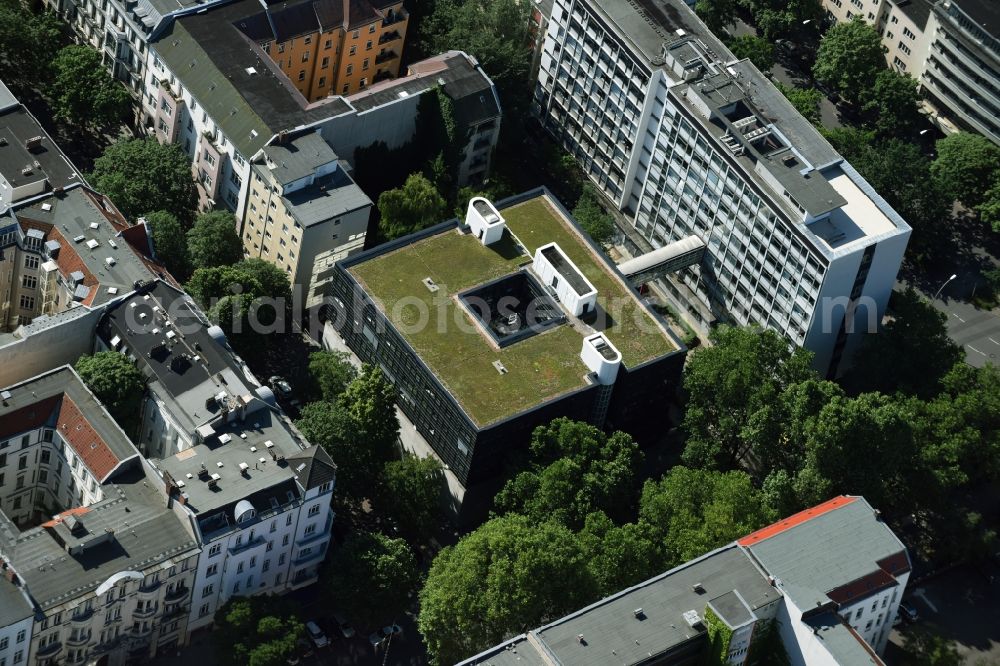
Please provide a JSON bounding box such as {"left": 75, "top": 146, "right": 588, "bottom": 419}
{"left": 332, "top": 612, "right": 355, "bottom": 639}
{"left": 305, "top": 620, "right": 329, "bottom": 648}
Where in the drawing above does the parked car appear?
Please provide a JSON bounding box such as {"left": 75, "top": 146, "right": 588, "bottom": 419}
{"left": 368, "top": 631, "right": 384, "bottom": 649}
{"left": 381, "top": 624, "right": 403, "bottom": 639}
{"left": 332, "top": 612, "right": 356, "bottom": 639}
{"left": 306, "top": 620, "right": 330, "bottom": 648}
{"left": 899, "top": 601, "right": 919, "bottom": 623}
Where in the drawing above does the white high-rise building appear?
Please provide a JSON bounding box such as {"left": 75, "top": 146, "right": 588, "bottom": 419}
{"left": 535, "top": 0, "right": 912, "bottom": 376}
{"left": 819, "top": 0, "right": 999, "bottom": 145}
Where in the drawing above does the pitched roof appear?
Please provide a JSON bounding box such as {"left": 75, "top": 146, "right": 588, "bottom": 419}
{"left": 741, "top": 496, "right": 910, "bottom": 610}
{"left": 57, "top": 393, "right": 137, "bottom": 482}
{"left": 0, "top": 367, "right": 140, "bottom": 483}
{"left": 286, "top": 444, "right": 336, "bottom": 490}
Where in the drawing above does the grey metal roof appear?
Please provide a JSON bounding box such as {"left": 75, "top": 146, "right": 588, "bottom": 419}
{"left": 0, "top": 366, "right": 141, "bottom": 480}
{"left": 279, "top": 167, "right": 372, "bottom": 227}
{"left": 890, "top": 0, "right": 934, "bottom": 29}
{"left": 461, "top": 545, "right": 778, "bottom": 666}
{"left": 742, "top": 497, "right": 909, "bottom": 611}
{"left": 9, "top": 187, "right": 158, "bottom": 305}
{"left": 803, "top": 612, "right": 882, "bottom": 664}
{"left": 151, "top": 0, "right": 352, "bottom": 158}
{"left": 0, "top": 79, "right": 17, "bottom": 113}
{"left": 0, "top": 576, "right": 33, "bottom": 627}
{"left": 348, "top": 51, "right": 500, "bottom": 130}
{"left": 953, "top": 0, "right": 999, "bottom": 36}
{"left": 0, "top": 103, "right": 82, "bottom": 209}
{"left": 154, "top": 405, "right": 310, "bottom": 527}
{"left": 1, "top": 463, "right": 198, "bottom": 611}
{"left": 263, "top": 132, "right": 339, "bottom": 186}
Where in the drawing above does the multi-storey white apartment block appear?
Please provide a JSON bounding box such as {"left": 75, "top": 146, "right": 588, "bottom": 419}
{"left": 0, "top": 578, "right": 33, "bottom": 666}
{"left": 94, "top": 280, "right": 337, "bottom": 631}
{"left": 41, "top": 0, "right": 227, "bottom": 103}
{"left": 535, "top": 0, "right": 912, "bottom": 376}
{"left": 820, "top": 0, "right": 999, "bottom": 144}
{"left": 0, "top": 366, "right": 202, "bottom": 666}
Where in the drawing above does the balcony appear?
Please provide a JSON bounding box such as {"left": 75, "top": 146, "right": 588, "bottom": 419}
{"left": 228, "top": 534, "right": 266, "bottom": 556}
{"left": 138, "top": 579, "right": 162, "bottom": 596}
{"left": 381, "top": 9, "right": 406, "bottom": 27}
{"left": 70, "top": 608, "right": 95, "bottom": 624}
{"left": 375, "top": 50, "right": 399, "bottom": 66}
{"left": 66, "top": 631, "right": 92, "bottom": 647}
{"left": 164, "top": 585, "right": 190, "bottom": 603}
{"left": 378, "top": 30, "right": 401, "bottom": 45}
{"left": 36, "top": 641, "right": 63, "bottom": 658}
{"left": 133, "top": 604, "right": 158, "bottom": 619}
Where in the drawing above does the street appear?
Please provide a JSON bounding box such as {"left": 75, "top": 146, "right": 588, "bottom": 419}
{"left": 885, "top": 565, "right": 1000, "bottom": 664}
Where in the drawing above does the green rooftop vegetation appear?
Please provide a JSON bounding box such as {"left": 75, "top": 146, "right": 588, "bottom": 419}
{"left": 349, "top": 194, "right": 676, "bottom": 426}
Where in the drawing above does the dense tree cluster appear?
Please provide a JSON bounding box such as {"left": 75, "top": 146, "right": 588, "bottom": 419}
{"left": 295, "top": 365, "right": 399, "bottom": 505}
{"left": 323, "top": 532, "right": 420, "bottom": 629}
{"left": 213, "top": 597, "right": 303, "bottom": 666}
{"left": 377, "top": 173, "right": 448, "bottom": 241}
{"left": 90, "top": 139, "right": 198, "bottom": 224}
{"left": 74, "top": 351, "right": 146, "bottom": 437}
{"left": 418, "top": 419, "right": 774, "bottom": 664}
{"left": 49, "top": 46, "right": 131, "bottom": 129}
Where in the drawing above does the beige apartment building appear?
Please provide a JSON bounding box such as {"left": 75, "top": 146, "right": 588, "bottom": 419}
{"left": 243, "top": 132, "right": 371, "bottom": 304}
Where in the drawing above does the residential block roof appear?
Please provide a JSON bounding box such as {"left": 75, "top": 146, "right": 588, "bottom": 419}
{"left": 0, "top": 366, "right": 140, "bottom": 482}
{"left": 0, "top": 368, "right": 196, "bottom": 612}
{"left": 741, "top": 496, "right": 911, "bottom": 612}
{"left": 0, "top": 80, "right": 82, "bottom": 212}
{"left": 346, "top": 191, "right": 678, "bottom": 426}
{"left": 2, "top": 185, "right": 162, "bottom": 306}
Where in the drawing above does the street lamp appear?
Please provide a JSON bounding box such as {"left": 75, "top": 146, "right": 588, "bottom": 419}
{"left": 933, "top": 274, "right": 958, "bottom": 300}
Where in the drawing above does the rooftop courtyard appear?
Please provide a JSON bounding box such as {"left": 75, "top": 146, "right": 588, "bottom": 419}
{"left": 348, "top": 193, "right": 677, "bottom": 426}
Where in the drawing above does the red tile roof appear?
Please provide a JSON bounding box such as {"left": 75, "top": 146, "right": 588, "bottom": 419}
{"left": 738, "top": 496, "right": 859, "bottom": 546}
{"left": 45, "top": 227, "right": 99, "bottom": 305}
{"left": 40, "top": 506, "right": 91, "bottom": 528}
{"left": 0, "top": 395, "right": 61, "bottom": 440}
{"left": 56, "top": 394, "right": 124, "bottom": 481}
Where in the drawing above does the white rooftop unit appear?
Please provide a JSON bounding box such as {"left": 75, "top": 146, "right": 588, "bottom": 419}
{"left": 465, "top": 197, "right": 507, "bottom": 246}
{"left": 580, "top": 333, "right": 622, "bottom": 385}
{"left": 531, "top": 242, "right": 598, "bottom": 317}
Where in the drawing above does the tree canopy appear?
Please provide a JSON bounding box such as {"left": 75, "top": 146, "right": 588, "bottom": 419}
{"left": 49, "top": 46, "right": 130, "bottom": 129}
{"left": 848, "top": 288, "right": 964, "bottom": 399}
{"left": 681, "top": 326, "right": 814, "bottom": 472}
{"left": 418, "top": 0, "right": 531, "bottom": 111}
{"left": 377, "top": 173, "right": 448, "bottom": 241}
{"left": 418, "top": 514, "right": 597, "bottom": 665}
{"left": 979, "top": 178, "right": 1000, "bottom": 232}
{"left": 0, "top": 0, "right": 63, "bottom": 82}
{"left": 382, "top": 454, "right": 444, "bottom": 543}
{"left": 493, "top": 418, "right": 642, "bottom": 528}
{"left": 145, "top": 210, "right": 190, "bottom": 280}
{"left": 75, "top": 352, "right": 146, "bottom": 437}
{"left": 572, "top": 185, "right": 616, "bottom": 245}
{"left": 696, "top": 0, "right": 738, "bottom": 35}
{"left": 307, "top": 350, "right": 358, "bottom": 402}
{"left": 186, "top": 259, "right": 291, "bottom": 357}
{"left": 213, "top": 596, "right": 303, "bottom": 666}
{"left": 931, "top": 132, "right": 1000, "bottom": 208}
{"left": 860, "top": 69, "right": 924, "bottom": 139}
{"left": 639, "top": 466, "right": 775, "bottom": 565}
{"left": 727, "top": 35, "right": 776, "bottom": 72}
{"left": 90, "top": 139, "right": 198, "bottom": 223}
{"left": 775, "top": 82, "right": 824, "bottom": 125}
{"left": 323, "top": 532, "right": 420, "bottom": 629}
{"left": 812, "top": 18, "right": 886, "bottom": 106}
{"left": 187, "top": 210, "right": 244, "bottom": 270}
{"left": 295, "top": 365, "right": 399, "bottom": 504}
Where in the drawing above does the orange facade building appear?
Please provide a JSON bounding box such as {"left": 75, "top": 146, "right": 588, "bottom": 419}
{"left": 237, "top": 0, "right": 408, "bottom": 101}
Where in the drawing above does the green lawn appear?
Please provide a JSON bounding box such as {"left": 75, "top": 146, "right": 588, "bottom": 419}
{"left": 502, "top": 197, "right": 675, "bottom": 367}
{"left": 349, "top": 195, "right": 676, "bottom": 426}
